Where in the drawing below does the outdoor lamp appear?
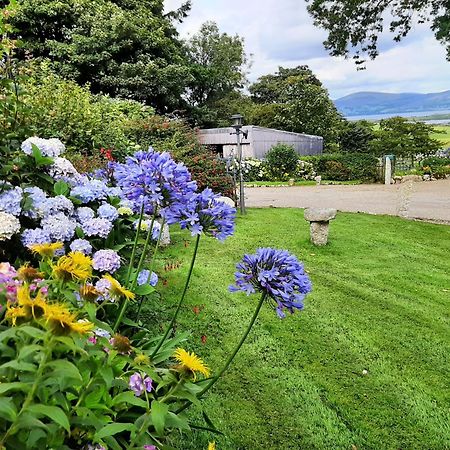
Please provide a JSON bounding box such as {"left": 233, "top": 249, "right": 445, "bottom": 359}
{"left": 231, "top": 113, "right": 243, "bottom": 129}
{"left": 230, "top": 113, "right": 246, "bottom": 214}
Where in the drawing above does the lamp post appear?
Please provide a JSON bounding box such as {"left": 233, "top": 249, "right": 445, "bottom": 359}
{"left": 230, "top": 114, "right": 247, "bottom": 214}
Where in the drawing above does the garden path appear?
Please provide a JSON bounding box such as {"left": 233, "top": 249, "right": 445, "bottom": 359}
{"left": 245, "top": 179, "right": 450, "bottom": 223}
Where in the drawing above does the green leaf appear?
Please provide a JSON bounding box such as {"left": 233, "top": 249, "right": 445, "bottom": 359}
{"left": 95, "top": 422, "right": 135, "bottom": 440}
{"left": 84, "top": 389, "right": 105, "bottom": 409}
{"left": 18, "top": 344, "right": 43, "bottom": 360}
{"left": 202, "top": 410, "right": 222, "bottom": 434}
{"left": 0, "top": 397, "right": 17, "bottom": 422}
{"left": 27, "top": 428, "right": 47, "bottom": 447}
{"left": 0, "top": 360, "right": 37, "bottom": 372}
{"left": 17, "top": 325, "right": 46, "bottom": 339}
{"left": 0, "top": 382, "right": 30, "bottom": 395}
{"left": 15, "top": 412, "right": 49, "bottom": 431}
{"left": 165, "top": 412, "right": 191, "bottom": 431}
{"left": 111, "top": 392, "right": 147, "bottom": 408}
{"left": 45, "top": 360, "right": 83, "bottom": 387}
{"left": 31, "top": 144, "right": 54, "bottom": 166}
{"left": 151, "top": 400, "right": 169, "bottom": 436}
{"left": 54, "top": 180, "right": 70, "bottom": 196}
{"left": 134, "top": 284, "right": 155, "bottom": 296}
{"left": 27, "top": 404, "right": 70, "bottom": 432}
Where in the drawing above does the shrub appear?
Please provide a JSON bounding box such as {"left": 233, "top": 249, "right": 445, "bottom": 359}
{"left": 420, "top": 156, "right": 450, "bottom": 168}
{"left": 302, "top": 153, "right": 378, "bottom": 181}
{"left": 265, "top": 143, "right": 299, "bottom": 180}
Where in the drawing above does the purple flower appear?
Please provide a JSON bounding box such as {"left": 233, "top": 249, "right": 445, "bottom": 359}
{"left": 98, "top": 203, "right": 119, "bottom": 222}
{"left": 169, "top": 188, "right": 235, "bottom": 241}
{"left": 92, "top": 250, "right": 121, "bottom": 273}
{"left": 82, "top": 217, "right": 113, "bottom": 239}
{"left": 229, "top": 248, "right": 312, "bottom": 318}
{"left": 70, "top": 239, "right": 93, "bottom": 255}
{"left": 40, "top": 195, "right": 74, "bottom": 218}
{"left": 143, "top": 445, "right": 157, "bottom": 450}
{"left": 95, "top": 278, "right": 113, "bottom": 302}
{"left": 76, "top": 207, "right": 95, "bottom": 223}
{"left": 71, "top": 178, "right": 110, "bottom": 203}
{"left": 129, "top": 372, "right": 153, "bottom": 397}
{"left": 113, "top": 148, "right": 197, "bottom": 218}
{"left": 41, "top": 213, "right": 77, "bottom": 242}
{"left": 137, "top": 270, "right": 158, "bottom": 287}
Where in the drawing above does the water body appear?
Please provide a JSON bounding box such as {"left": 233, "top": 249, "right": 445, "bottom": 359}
{"left": 346, "top": 109, "right": 450, "bottom": 124}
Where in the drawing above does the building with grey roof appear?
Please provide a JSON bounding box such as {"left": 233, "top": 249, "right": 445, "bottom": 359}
{"left": 198, "top": 125, "right": 323, "bottom": 159}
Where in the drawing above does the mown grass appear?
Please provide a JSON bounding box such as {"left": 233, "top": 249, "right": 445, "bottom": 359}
{"left": 141, "top": 209, "right": 450, "bottom": 450}
{"left": 431, "top": 125, "right": 450, "bottom": 148}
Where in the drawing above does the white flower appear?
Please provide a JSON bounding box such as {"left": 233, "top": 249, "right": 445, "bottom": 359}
{"left": 0, "top": 212, "right": 20, "bottom": 241}
{"left": 21, "top": 137, "right": 65, "bottom": 158}
{"left": 49, "top": 157, "right": 81, "bottom": 181}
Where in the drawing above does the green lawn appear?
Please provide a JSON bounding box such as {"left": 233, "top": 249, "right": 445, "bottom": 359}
{"left": 431, "top": 125, "right": 450, "bottom": 148}
{"left": 142, "top": 209, "right": 450, "bottom": 450}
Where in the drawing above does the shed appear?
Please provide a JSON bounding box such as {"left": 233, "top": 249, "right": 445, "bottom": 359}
{"left": 198, "top": 125, "right": 323, "bottom": 159}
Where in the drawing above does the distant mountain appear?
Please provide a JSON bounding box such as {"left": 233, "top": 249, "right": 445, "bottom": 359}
{"left": 334, "top": 90, "right": 450, "bottom": 117}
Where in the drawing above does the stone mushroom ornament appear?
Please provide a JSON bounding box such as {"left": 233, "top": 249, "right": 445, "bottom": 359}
{"left": 304, "top": 208, "right": 337, "bottom": 246}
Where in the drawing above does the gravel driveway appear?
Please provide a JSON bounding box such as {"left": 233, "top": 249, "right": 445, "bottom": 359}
{"left": 245, "top": 179, "right": 450, "bottom": 224}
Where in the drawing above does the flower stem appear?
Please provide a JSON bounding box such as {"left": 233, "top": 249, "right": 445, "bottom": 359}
{"left": 175, "top": 292, "right": 267, "bottom": 415}
{"left": 125, "top": 203, "right": 145, "bottom": 286}
{"left": 151, "top": 234, "right": 201, "bottom": 358}
{"left": 135, "top": 217, "right": 165, "bottom": 322}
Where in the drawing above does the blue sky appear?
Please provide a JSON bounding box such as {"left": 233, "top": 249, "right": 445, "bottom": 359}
{"left": 166, "top": 0, "right": 450, "bottom": 99}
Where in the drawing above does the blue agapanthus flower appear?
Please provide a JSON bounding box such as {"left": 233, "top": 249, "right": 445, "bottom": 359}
{"left": 168, "top": 188, "right": 235, "bottom": 241}
{"left": 113, "top": 148, "right": 197, "bottom": 220}
{"left": 229, "top": 248, "right": 312, "bottom": 318}
{"left": 0, "top": 185, "right": 23, "bottom": 216}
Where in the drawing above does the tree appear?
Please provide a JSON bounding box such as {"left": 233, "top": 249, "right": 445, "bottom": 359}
{"left": 249, "top": 66, "right": 342, "bottom": 146}
{"left": 339, "top": 120, "right": 375, "bottom": 153}
{"left": 6, "top": 0, "right": 192, "bottom": 113}
{"left": 369, "top": 117, "right": 442, "bottom": 159}
{"left": 306, "top": 0, "right": 450, "bottom": 65}
{"left": 185, "top": 21, "right": 248, "bottom": 124}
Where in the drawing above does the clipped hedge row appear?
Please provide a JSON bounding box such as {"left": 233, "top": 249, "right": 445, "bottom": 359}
{"left": 302, "top": 153, "right": 378, "bottom": 181}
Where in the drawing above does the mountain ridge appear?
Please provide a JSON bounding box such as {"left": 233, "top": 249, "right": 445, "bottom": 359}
{"left": 334, "top": 90, "right": 450, "bottom": 116}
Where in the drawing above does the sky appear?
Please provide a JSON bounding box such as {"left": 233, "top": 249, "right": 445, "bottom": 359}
{"left": 165, "top": 0, "right": 450, "bottom": 100}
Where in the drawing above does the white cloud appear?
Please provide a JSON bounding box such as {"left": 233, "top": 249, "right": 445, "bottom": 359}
{"left": 166, "top": 0, "right": 450, "bottom": 99}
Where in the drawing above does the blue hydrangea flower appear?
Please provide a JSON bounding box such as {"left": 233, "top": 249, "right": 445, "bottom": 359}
{"left": 92, "top": 249, "right": 121, "bottom": 273}
{"left": 76, "top": 207, "right": 95, "bottom": 223}
{"left": 137, "top": 269, "right": 158, "bottom": 287}
{"left": 41, "top": 213, "right": 77, "bottom": 242}
{"left": 113, "top": 148, "right": 197, "bottom": 219}
{"left": 70, "top": 239, "right": 93, "bottom": 255}
{"left": 40, "top": 195, "right": 74, "bottom": 218}
{"left": 97, "top": 203, "right": 119, "bottom": 222}
{"left": 229, "top": 248, "right": 312, "bottom": 318}
{"left": 23, "top": 186, "right": 47, "bottom": 218}
{"left": 95, "top": 278, "right": 113, "bottom": 303}
{"left": 82, "top": 217, "right": 113, "bottom": 239}
{"left": 71, "top": 179, "right": 110, "bottom": 203}
{"left": 21, "top": 228, "right": 51, "bottom": 248}
{"left": 169, "top": 188, "right": 235, "bottom": 241}
{"left": 21, "top": 137, "right": 65, "bottom": 157}
{"left": 0, "top": 185, "right": 23, "bottom": 216}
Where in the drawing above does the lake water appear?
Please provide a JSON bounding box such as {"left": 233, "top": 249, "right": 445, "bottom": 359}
{"left": 346, "top": 109, "right": 450, "bottom": 124}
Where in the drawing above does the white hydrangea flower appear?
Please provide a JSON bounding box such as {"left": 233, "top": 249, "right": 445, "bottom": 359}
{"left": 0, "top": 212, "right": 20, "bottom": 241}
{"left": 21, "top": 136, "right": 65, "bottom": 158}
{"left": 49, "top": 157, "right": 81, "bottom": 181}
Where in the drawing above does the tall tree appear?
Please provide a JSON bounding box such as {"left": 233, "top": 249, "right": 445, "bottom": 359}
{"left": 6, "top": 0, "right": 192, "bottom": 113}
{"left": 185, "top": 21, "right": 248, "bottom": 124}
{"left": 249, "top": 66, "right": 342, "bottom": 146}
{"left": 306, "top": 0, "right": 450, "bottom": 65}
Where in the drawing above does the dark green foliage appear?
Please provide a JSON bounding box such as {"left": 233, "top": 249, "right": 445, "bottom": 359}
{"left": 265, "top": 143, "right": 299, "bottom": 180}
{"left": 338, "top": 120, "right": 375, "bottom": 153}
{"left": 369, "top": 117, "right": 442, "bottom": 158}
{"left": 249, "top": 66, "right": 342, "bottom": 147}
{"left": 304, "top": 153, "right": 378, "bottom": 180}
{"left": 182, "top": 149, "right": 235, "bottom": 198}
{"left": 420, "top": 156, "right": 450, "bottom": 168}
{"left": 8, "top": 0, "right": 191, "bottom": 113}
{"left": 307, "top": 0, "right": 450, "bottom": 64}
{"left": 185, "top": 22, "right": 247, "bottom": 118}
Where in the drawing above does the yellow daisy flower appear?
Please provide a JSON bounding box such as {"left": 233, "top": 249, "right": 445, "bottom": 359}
{"left": 208, "top": 443, "right": 216, "bottom": 450}
{"left": 79, "top": 284, "right": 101, "bottom": 302}
{"left": 103, "top": 274, "right": 135, "bottom": 300}
{"left": 173, "top": 348, "right": 210, "bottom": 380}
{"left": 5, "top": 304, "right": 28, "bottom": 326}
{"left": 17, "top": 264, "right": 44, "bottom": 283}
{"left": 134, "top": 353, "right": 150, "bottom": 366}
{"left": 16, "top": 285, "right": 47, "bottom": 319}
{"left": 30, "top": 242, "right": 64, "bottom": 258}
{"left": 52, "top": 252, "right": 92, "bottom": 282}
{"left": 44, "top": 303, "right": 94, "bottom": 336}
